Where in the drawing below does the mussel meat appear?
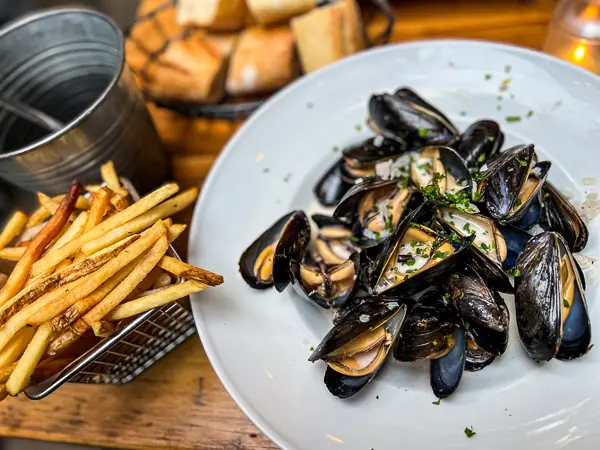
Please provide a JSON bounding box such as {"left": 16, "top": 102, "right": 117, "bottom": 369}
{"left": 333, "top": 178, "right": 415, "bottom": 248}
{"left": 371, "top": 204, "right": 473, "bottom": 296}
{"left": 454, "top": 120, "right": 504, "bottom": 169}
{"left": 310, "top": 298, "right": 408, "bottom": 398}
{"left": 239, "top": 211, "right": 311, "bottom": 291}
{"left": 514, "top": 231, "right": 591, "bottom": 362}
{"left": 368, "top": 88, "right": 459, "bottom": 147}
{"left": 290, "top": 253, "right": 360, "bottom": 309}
{"left": 311, "top": 214, "right": 360, "bottom": 266}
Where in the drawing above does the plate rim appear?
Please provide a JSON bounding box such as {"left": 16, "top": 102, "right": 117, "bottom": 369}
{"left": 188, "top": 38, "right": 600, "bottom": 450}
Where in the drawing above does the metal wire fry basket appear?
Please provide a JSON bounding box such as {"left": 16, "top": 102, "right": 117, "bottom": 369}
{"left": 24, "top": 179, "right": 197, "bottom": 400}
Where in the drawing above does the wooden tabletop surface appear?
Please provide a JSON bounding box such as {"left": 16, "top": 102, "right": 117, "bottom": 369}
{"left": 0, "top": 0, "right": 557, "bottom": 448}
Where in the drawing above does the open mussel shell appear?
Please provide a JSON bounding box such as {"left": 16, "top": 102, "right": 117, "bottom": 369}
{"left": 393, "top": 289, "right": 460, "bottom": 362}
{"left": 368, "top": 88, "right": 459, "bottom": 147}
{"left": 310, "top": 214, "right": 359, "bottom": 267}
{"left": 430, "top": 327, "right": 466, "bottom": 399}
{"left": 445, "top": 269, "right": 509, "bottom": 355}
{"left": 290, "top": 252, "right": 360, "bottom": 309}
{"left": 310, "top": 298, "right": 408, "bottom": 398}
{"left": 370, "top": 203, "right": 474, "bottom": 297}
{"left": 454, "top": 120, "right": 504, "bottom": 169}
{"left": 497, "top": 225, "right": 532, "bottom": 271}
{"left": 539, "top": 182, "right": 589, "bottom": 253}
{"left": 514, "top": 231, "right": 591, "bottom": 362}
{"left": 314, "top": 158, "right": 353, "bottom": 207}
{"left": 333, "top": 178, "right": 416, "bottom": 248}
{"left": 239, "top": 211, "right": 311, "bottom": 291}
{"left": 465, "top": 333, "right": 495, "bottom": 372}
{"left": 477, "top": 145, "right": 551, "bottom": 225}
{"left": 343, "top": 136, "right": 408, "bottom": 169}
{"left": 410, "top": 146, "right": 472, "bottom": 196}
{"left": 438, "top": 206, "right": 512, "bottom": 293}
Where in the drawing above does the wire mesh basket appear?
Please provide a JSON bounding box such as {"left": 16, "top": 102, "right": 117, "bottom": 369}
{"left": 125, "top": 0, "right": 396, "bottom": 119}
{"left": 23, "top": 179, "right": 197, "bottom": 400}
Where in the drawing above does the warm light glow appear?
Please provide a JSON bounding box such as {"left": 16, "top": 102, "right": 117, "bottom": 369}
{"left": 573, "top": 44, "right": 587, "bottom": 62}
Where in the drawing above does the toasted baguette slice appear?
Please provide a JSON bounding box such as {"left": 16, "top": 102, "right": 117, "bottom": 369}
{"left": 178, "top": 0, "right": 248, "bottom": 31}
{"left": 246, "top": 0, "right": 317, "bottom": 25}
{"left": 226, "top": 26, "right": 298, "bottom": 96}
{"left": 147, "top": 36, "right": 226, "bottom": 103}
{"left": 204, "top": 32, "right": 240, "bottom": 59}
{"left": 292, "top": 0, "right": 365, "bottom": 73}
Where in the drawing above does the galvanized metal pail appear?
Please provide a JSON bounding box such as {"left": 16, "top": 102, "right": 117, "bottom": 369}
{"left": 0, "top": 8, "right": 170, "bottom": 195}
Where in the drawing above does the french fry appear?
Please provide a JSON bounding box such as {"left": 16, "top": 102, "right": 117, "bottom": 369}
{"left": 0, "top": 247, "right": 26, "bottom": 261}
{"left": 0, "top": 183, "right": 82, "bottom": 307}
{"left": 6, "top": 322, "right": 54, "bottom": 395}
{"left": 100, "top": 161, "right": 128, "bottom": 197}
{"left": 82, "top": 235, "right": 169, "bottom": 325}
{"left": 26, "top": 221, "right": 167, "bottom": 326}
{"left": 16, "top": 223, "right": 46, "bottom": 245}
{"left": 48, "top": 212, "right": 88, "bottom": 254}
{"left": 0, "top": 235, "right": 139, "bottom": 325}
{"left": 0, "top": 274, "right": 7, "bottom": 289}
{"left": 48, "top": 326, "right": 82, "bottom": 355}
{"left": 110, "top": 194, "right": 129, "bottom": 212}
{"left": 80, "top": 188, "right": 197, "bottom": 256}
{"left": 0, "top": 211, "right": 28, "bottom": 250}
{"left": 39, "top": 193, "right": 91, "bottom": 215}
{"left": 51, "top": 256, "right": 143, "bottom": 332}
{"left": 0, "top": 326, "right": 37, "bottom": 368}
{"left": 25, "top": 208, "right": 51, "bottom": 228}
{"left": 0, "top": 362, "right": 16, "bottom": 383}
{"left": 158, "top": 256, "right": 224, "bottom": 286}
{"left": 126, "top": 267, "right": 162, "bottom": 301}
{"left": 91, "top": 320, "right": 114, "bottom": 337}
{"left": 84, "top": 188, "right": 111, "bottom": 232}
{"left": 0, "top": 384, "right": 7, "bottom": 401}
{"left": 168, "top": 224, "right": 187, "bottom": 243}
{"left": 52, "top": 194, "right": 91, "bottom": 210}
{"left": 84, "top": 184, "right": 103, "bottom": 193}
{"left": 53, "top": 259, "right": 72, "bottom": 274}
{"left": 105, "top": 280, "right": 206, "bottom": 321}
{"left": 30, "top": 183, "right": 179, "bottom": 276}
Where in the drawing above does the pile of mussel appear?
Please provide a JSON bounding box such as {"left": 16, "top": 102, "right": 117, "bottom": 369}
{"left": 239, "top": 87, "right": 592, "bottom": 400}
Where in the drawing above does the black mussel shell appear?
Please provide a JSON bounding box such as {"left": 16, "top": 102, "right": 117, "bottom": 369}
{"left": 438, "top": 207, "right": 512, "bottom": 293}
{"left": 430, "top": 327, "right": 466, "bottom": 399}
{"left": 539, "top": 182, "right": 589, "bottom": 253}
{"left": 454, "top": 120, "right": 504, "bottom": 169}
{"left": 393, "top": 289, "right": 460, "bottom": 362}
{"left": 497, "top": 225, "right": 531, "bottom": 271}
{"left": 342, "top": 136, "right": 407, "bottom": 168}
{"left": 314, "top": 158, "right": 352, "bottom": 207}
{"left": 290, "top": 252, "right": 360, "bottom": 309}
{"left": 477, "top": 145, "right": 551, "bottom": 224}
{"left": 410, "top": 146, "right": 472, "bottom": 196}
{"left": 312, "top": 214, "right": 347, "bottom": 229}
{"left": 445, "top": 269, "right": 509, "bottom": 355}
{"left": 310, "top": 299, "right": 408, "bottom": 398}
{"left": 368, "top": 89, "right": 459, "bottom": 147}
{"left": 465, "top": 332, "right": 495, "bottom": 372}
{"left": 514, "top": 232, "right": 591, "bottom": 362}
{"left": 371, "top": 203, "right": 474, "bottom": 297}
{"left": 239, "top": 211, "right": 311, "bottom": 291}
{"left": 333, "top": 178, "right": 416, "bottom": 248}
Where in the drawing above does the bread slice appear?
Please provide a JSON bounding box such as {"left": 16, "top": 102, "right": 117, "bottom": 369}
{"left": 291, "top": 0, "right": 365, "bottom": 73}
{"left": 246, "top": 0, "right": 317, "bottom": 25}
{"left": 226, "top": 26, "right": 299, "bottom": 96}
{"left": 177, "top": 0, "right": 248, "bottom": 31}
{"left": 203, "top": 32, "right": 240, "bottom": 59}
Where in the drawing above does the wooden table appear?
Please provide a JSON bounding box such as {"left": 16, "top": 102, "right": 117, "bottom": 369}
{"left": 0, "top": 1, "right": 556, "bottom": 448}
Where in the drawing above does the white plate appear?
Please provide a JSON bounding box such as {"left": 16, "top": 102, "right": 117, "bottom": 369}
{"left": 188, "top": 40, "right": 600, "bottom": 450}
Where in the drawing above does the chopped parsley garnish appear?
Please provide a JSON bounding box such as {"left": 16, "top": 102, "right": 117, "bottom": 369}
{"left": 432, "top": 399, "right": 441, "bottom": 405}
{"left": 464, "top": 427, "right": 476, "bottom": 438}
{"left": 355, "top": 124, "right": 362, "bottom": 132}
{"left": 515, "top": 158, "right": 527, "bottom": 167}
{"left": 449, "top": 232, "right": 460, "bottom": 242}
{"left": 513, "top": 268, "right": 521, "bottom": 277}
{"left": 283, "top": 173, "right": 292, "bottom": 182}
{"left": 464, "top": 320, "right": 470, "bottom": 329}
{"left": 497, "top": 95, "right": 503, "bottom": 101}
{"left": 497, "top": 105, "right": 503, "bottom": 111}
{"left": 484, "top": 73, "right": 492, "bottom": 80}
{"left": 262, "top": 168, "right": 270, "bottom": 173}
{"left": 432, "top": 172, "right": 445, "bottom": 182}
{"left": 460, "top": 292, "right": 465, "bottom": 299}
{"left": 416, "top": 248, "right": 422, "bottom": 255}
{"left": 463, "top": 223, "right": 472, "bottom": 233}
{"left": 564, "top": 299, "right": 570, "bottom": 308}
{"left": 374, "top": 231, "right": 381, "bottom": 239}
{"left": 480, "top": 243, "right": 491, "bottom": 251}
{"left": 418, "top": 127, "right": 430, "bottom": 138}
{"left": 514, "top": 198, "right": 523, "bottom": 207}
{"left": 500, "top": 78, "right": 512, "bottom": 90}
{"left": 385, "top": 213, "right": 394, "bottom": 231}
{"left": 473, "top": 191, "right": 483, "bottom": 202}
{"left": 477, "top": 154, "right": 486, "bottom": 164}
{"left": 386, "top": 204, "right": 393, "bottom": 210}
{"left": 526, "top": 110, "right": 534, "bottom": 118}
{"left": 505, "top": 115, "right": 522, "bottom": 123}
{"left": 350, "top": 236, "right": 360, "bottom": 243}
{"left": 444, "top": 292, "right": 451, "bottom": 299}
{"left": 505, "top": 65, "right": 511, "bottom": 73}
{"left": 460, "top": 111, "right": 467, "bottom": 117}
{"left": 406, "top": 258, "right": 416, "bottom": 266}
{"left": 433, "top": 338, "right": 439, "bottom": 346}
{"left": 449, "top": 220, "right": 456, "bottom": 226}
{"left": 434, "top": 250, "right": 450, "bottom": 259}
{"left": 332, "top": 146, "right": 340, "bottom": 153}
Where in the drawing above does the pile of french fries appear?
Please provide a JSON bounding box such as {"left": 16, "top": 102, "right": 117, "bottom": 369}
{"left": 0, "top": 161, "right": 223, "bottom": 400}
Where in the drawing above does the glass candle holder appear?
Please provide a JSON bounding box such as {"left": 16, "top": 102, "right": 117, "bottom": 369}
{"left": 544, "top": 0, "right": 600, "bottom": 73}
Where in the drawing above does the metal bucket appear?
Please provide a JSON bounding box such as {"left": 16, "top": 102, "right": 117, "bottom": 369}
{"left": 0, "top": 8, "right": 170, "bottom": 195}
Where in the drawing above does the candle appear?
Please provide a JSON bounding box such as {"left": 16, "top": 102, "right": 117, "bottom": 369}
{"left": 544, "top": 0, "right": 600, "bottom": 73}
